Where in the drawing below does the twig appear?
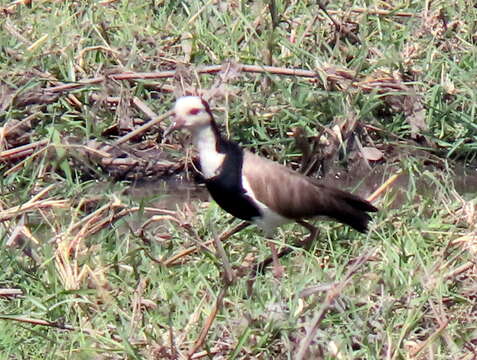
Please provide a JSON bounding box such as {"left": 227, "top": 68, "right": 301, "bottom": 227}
{"left": 137, "top": 214, "right": 182, "bottom": 243}
{"left": 2, "top": 112, "right": 42, "bottom": 137}
{"left": 445, "top": 261, "right": 475, "bottom": 280}
{"left": 175, "top": 294, "right": 207, "bottom": 353}
{"left": 45, "top": 76, "right": 105, "bottom": 93}
{"left": 187, "top": 287, "right": 228, "bottom": 358}
{"left": 64, "top": 201, "right": 115, "bottom": 236}
{"left": 0, "top": 148, "right": 33, "bottom": 161}
{"left": 189, "top": 347, "right": 224, "bottom": 359}
{"left": 167, "top": 223, "right": 240, "bottom": 357}
{"left": 213, "top": 234, "right": 235, "bottom": 285}
{"left": 101, "top": 158, "right": 139, "bottom": 166}
{"left": 0, "top": 314, "right": 75, "bottom": 331}
{"left": 57, "top": 203, "right": 175, "bottom": 244}
{"left": 27, "top": 34, "right": 48, "bottom": 52}
{"left": 82, "top": 207, "right": 137, "bottom": 238}
{"left": 0, "top": 314, "right": 147, "bottom": 345}
{"left": 367, "top": 170, "right": 402, "bottom": 202}
{"left": 241, "top": 64, "right": 318, "bottom": 78}
{"left": 162, "top": 221, "right": 250, "bottom": 266}
{"left": 132, "top": 96, "right": 159, "bottom": 122}
{"left": 427, "top": 298, "right": 457, "bottom": 354}
{"left": 187, "top": 0, "right": 215, "bottom": 25}
{"left": 317, "top": 1, "right": 360, "bottom": 44}
{"left": 187, "top": 225, "right": 237, "bottom": 358}
{"left": 409, "top": 319, "right": 449, "bottom": 357}
{"left": 328, "top": 7, "right": 414, "bottom": 18}
{"left": 6, "top": 214, "right": 26, "bottom": 247}
{"left": 65, "top": 144, "right": 112, "bottom": 158}
{"left": 113, "top": 110, "right": 173, "bottom": 146}
{"left": 98, "top": 0, "right": 119, "bottom": 4}
{"left": 45, "top": 64, "right": 320, "bottom": 95}
{"left": 0, "top": 200, "right": 69, "bottom": 222}
{"left": 3, "top": 18, "right": 31, "bottom": 44}
{"left": 3, "top": 142, "right": 50, "bottom": 176}
{"left": 130, "top": 277, "right": 148, "bottom": 336}
{"left": 0, "top": 288, "right": 23, "bottom": 297}
{"left": 42, "top": 62, "right": 418, "bottom": 110}
{"left": 295, "top": 251, "right": 374, "bottom": 360}
{"left": 75, "top": 46, "right": 121, "bottom": 68}
{"left": 0, "top": 139, "right": 48, "bottom": 161}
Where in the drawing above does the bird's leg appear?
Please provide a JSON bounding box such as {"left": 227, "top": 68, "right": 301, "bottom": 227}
{"left": 251, "top": 220, "right": 319, "bottom": 276}
{"left": 252, "top": 247, "right": 294, "bottom": 276}
{"left": 295, "top": 220, "right": 319, "bottom": 250}
{"left": 268, "top": 241, "right": 285, "bottom": 279}
{"left": 247, "top": 240, "right": 285, "bottom": 296}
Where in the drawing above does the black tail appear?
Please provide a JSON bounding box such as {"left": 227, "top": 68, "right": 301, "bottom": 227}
{"left": 323, "top": 188, "right": 378, "bottom": 233}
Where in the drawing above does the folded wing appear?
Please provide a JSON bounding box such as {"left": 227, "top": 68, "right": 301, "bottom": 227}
{"left": 242, "top": 151, "right": 377, "bottom": 233}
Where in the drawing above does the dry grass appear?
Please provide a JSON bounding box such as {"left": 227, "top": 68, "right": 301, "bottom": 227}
{"left": 1, "top": 0, "right": 477, "bottom": 358}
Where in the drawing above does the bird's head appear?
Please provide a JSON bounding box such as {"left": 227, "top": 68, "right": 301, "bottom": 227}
{"left": 165, "top": 96, "right": 213, "bottom": 136}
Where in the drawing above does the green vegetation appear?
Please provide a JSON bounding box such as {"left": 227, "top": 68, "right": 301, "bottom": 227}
{"left": 1, "top": 1, "right": 476, "bottom": 358}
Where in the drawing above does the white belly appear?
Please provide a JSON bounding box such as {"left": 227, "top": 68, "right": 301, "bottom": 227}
{"left": 241, "top": 177, "right": 290, "bottom": 237}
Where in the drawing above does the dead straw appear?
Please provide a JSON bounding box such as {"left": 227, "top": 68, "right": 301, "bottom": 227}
{"left": 295, "top": 251, "right": 374, "bottom": 360}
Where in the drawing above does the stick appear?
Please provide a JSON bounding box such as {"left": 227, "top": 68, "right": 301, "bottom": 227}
{"left": 45, "top": 64, "right": 320, "bottom": 94}
{"left": 113, "top": 110, "right": 173, "bottom": 146}
{"left": 0, "top": 288, "right": 23, "bottom": 297}
{"left": 162, "top": 222, "right": 250, "bottom": 266}
{"left": 328, "top": 8, "right": 414, "bottom": 18}
{"left": 0, "top": 139, "right": 48, "bottom": 160}
{"left": 187, "top": 287, "right": 228, "bottom": 358}
{"left": 0, "top": 315, "right": 75, "bottom": 331}
{"left": 408, "top": 319, "right": 449, "bottom": 357}
{"left": 295, "top": 252, "right": 373, "bottom": 360}
{"left": 366, "top": 171, "right": 402, "bottom": 203}
{"left": 0, "top": 314, "right": 146, "bottom": 344}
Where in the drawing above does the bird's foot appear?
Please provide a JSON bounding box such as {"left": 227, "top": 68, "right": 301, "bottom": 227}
{"left": 272, "top": 262, "right": 285, "bottom": 279}
{"left": 269, "top": 242, "right": 285, "bottom": 279}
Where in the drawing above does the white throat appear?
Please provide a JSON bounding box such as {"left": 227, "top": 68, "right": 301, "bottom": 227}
{"left": 192, "top": 125, "right": 225, "bottom": 179}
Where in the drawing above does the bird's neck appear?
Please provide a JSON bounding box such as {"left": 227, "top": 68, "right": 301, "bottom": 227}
{"left": 191, "top": 122, "right": 225, "bottom": 179}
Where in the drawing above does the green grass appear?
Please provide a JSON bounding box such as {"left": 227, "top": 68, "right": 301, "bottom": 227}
{"left": 1, "top": 0, "right": 477, "bottom": 358}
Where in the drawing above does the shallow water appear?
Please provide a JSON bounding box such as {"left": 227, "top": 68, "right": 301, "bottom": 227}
{"left": 125, "top": 177, "right": 209, "bottom": 210}
{"left": 125, "top": 162, "right": 477, "bottom": 210}
{"left": 453, "top": 163, "right": 477, "bottom": 195}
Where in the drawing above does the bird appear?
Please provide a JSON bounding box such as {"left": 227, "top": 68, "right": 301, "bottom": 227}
{"left": 166, "top": 96, "right": 378, "bottom": 277}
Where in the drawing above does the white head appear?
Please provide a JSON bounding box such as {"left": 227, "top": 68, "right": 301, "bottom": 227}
{"left": 167, "top": 96, "right": 212, "bottom": 134}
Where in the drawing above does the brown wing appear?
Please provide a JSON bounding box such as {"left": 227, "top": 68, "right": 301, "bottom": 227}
{"left": 242, "top": 151, "right": 377, "bottom": 232}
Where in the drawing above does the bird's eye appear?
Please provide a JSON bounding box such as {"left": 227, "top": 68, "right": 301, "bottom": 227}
{"left": 188, "top": 108, "right": 201, "bottom": 115}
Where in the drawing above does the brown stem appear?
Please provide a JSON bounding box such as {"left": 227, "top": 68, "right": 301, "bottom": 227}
{"left": 187, "top": 287, "right": 228, "bottom": 358}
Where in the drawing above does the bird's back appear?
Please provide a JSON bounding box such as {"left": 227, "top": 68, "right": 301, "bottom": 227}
{"left": 242, "top": 151, "right": 377, "bottom": 232}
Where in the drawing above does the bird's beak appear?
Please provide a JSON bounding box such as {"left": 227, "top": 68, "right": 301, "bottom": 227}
{"left": 163, "top": 113, "right": 184, "bottom": 138}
